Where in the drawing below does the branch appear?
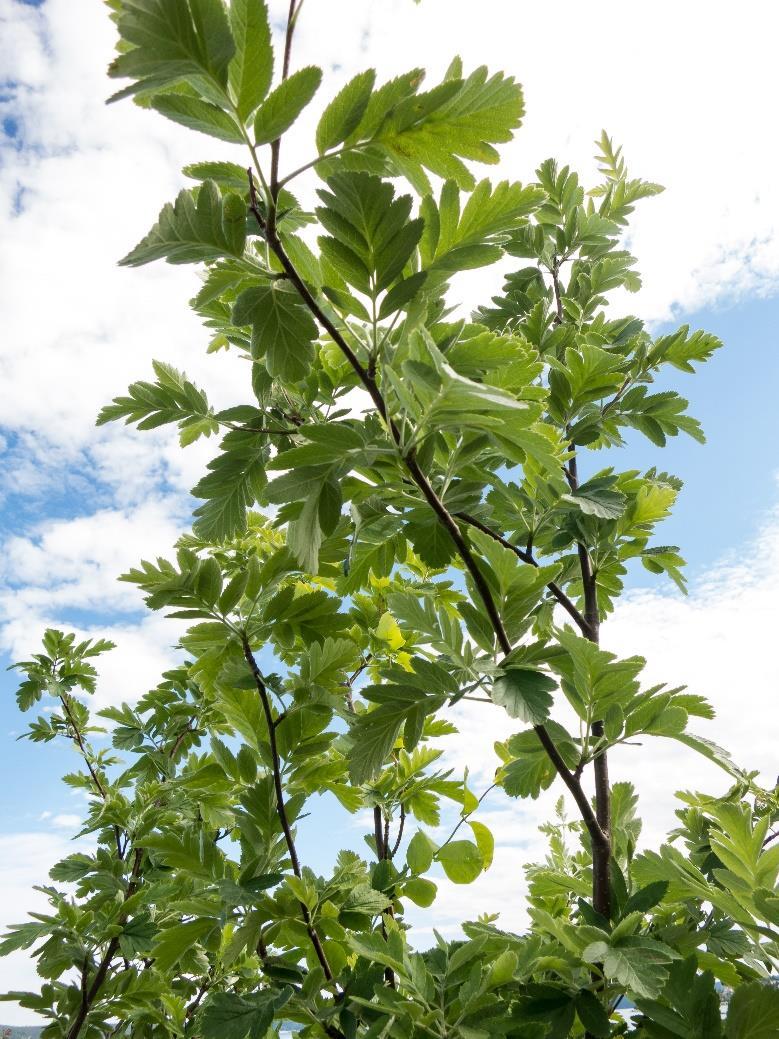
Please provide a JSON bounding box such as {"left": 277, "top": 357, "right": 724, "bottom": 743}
{"left": 437, "top": 783, "right": 496, "bottom": 852}
{"left": 65, "top": 848, "right": 144, "bottom": 1039}
{"left": 241, "top": 635, "right": 338, "bottom": 988}
{"left": 390, "top": 804, "right": 406, "bottom": 859}
{"left": 270, "top": 0, "right": 304, "bottom": 199}
{"left": 566, "top": 446, "right": 611, "bottom": 927}
{"left": 550, "top": 258, "right": 564, "bottom": 325}
{"left": 252, "top": 217, "right": 609, "bottom": 851}
{"left": 59, "top": 692, "right": 124, "bottom": 859}
{"left": 455, "top": 511, "right": 594, "bottom": 639}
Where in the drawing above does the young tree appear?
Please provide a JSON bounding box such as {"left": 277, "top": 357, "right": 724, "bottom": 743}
{"left": 3, "top": 2, "right": 779, "bottom": 1037}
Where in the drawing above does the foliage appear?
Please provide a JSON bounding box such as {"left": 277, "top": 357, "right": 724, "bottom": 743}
{"left": 3, "top": 2, "right": 778, "bottom": 1038}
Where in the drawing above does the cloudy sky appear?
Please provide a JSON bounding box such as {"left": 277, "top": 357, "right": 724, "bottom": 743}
{"left": 1, "top": 0, "right": 779, "bottom": 1022}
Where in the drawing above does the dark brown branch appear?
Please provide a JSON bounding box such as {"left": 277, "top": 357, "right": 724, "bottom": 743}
{"left": 372, "top": 806, "right": 396, "bottom": 989}
{"left": 567, "top": 447, "right": 612, "bottom": 931}
{"left": 65, "top": 848, "right": 143, "bottom": 1039}
{"left": 241, "top": 635, "right": 337, "bottom": 987}
{"left": 168, "top": 718, "right": 196, "bottom": 760}
{"left": 270, "top": 0, "right": 303, "bottom": 200}
{"left": 390, "top": 805, "right": 406, "bottom": 859}
{"left": 184, "top": 973, "right": 211, "bottom": 1020}
{"left": 252, "top": 217, "right": 609, "bottom": 853}
{"left": 455, "top": 511, "right": 594, "bottom": 639}
{"left": 550, "top": 258, "right": 564, "bottom": 325}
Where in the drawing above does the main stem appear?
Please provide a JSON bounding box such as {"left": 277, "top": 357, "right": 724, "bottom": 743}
{"left": 567, "top": 449, "right": 611, "bottom": 921}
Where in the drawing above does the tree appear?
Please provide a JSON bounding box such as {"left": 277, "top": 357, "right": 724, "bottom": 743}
{"left": 3, "top": 1, "right": 779, "bottom": 1037}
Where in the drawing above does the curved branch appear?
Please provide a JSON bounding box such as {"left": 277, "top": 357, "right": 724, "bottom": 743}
{"left": 254, "top": 217, "right": 608, "bottom": 853}
{"left": 455, "top": 511, "right": 594, "bottom": 639}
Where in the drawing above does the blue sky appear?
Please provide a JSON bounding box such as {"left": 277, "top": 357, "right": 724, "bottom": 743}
{"left": 2, "top": 0, "right": 779, "bottom": 1022}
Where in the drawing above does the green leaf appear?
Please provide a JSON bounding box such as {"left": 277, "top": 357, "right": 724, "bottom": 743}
{"left": 634, "top": 958, "right": 723, "bottom": 1039}
{"left": 348, "top": 706, "right": 404, "bottom": 784}
{"left": 406, "top": 830, "right": 437, "bottom": 874}
{"left": 622, "top": 880, "right": 668, "bottom": 916}
{"left": 316, "top": 70, "right": 376, "bottom": 153}
{"left": 343, "top": 884, "right": 392, "bottom": 914}
{"left": 403, "top": 877, "right": 437, "bottom": 907}
{"left": 118, "top": 915, "right": 157, "bottom": 958}
{"left": 575, "top": 990, "right": 611, "bottom": 1037}
{"left": 200, "top": 988, "right": 291, "bottom": 1039}
{"left": 374, "top": 66, "right": 525, "bottom": 191}
{"left": 108, "top": 0, "right": 236, "bottom": 101}
{"left": 491, "top": 668, "right": 556, "bottom": 724}
{"left": 348, "top": 684, "right": 442, "bottom": 783}
{"left": 421, "top": 178, "right": 544, "bottom": 274}
{"left": 149, "top": 92, "right": 243, "bottom": 142}
{"left": 192, "top": 430, "right": 268, "bottom": 540}
{"left": 404, "top": 517, "right": 456, "bottom": 568}
{"left": 583, "top": 936, "right": 677, "bottom": 999}
{"left": 562, "top": 474, "right": 627, "bottom": 520}
{"left": 317, "top": 172, "right": 423, "bottom": 301}
{"left": 726, "top": 982, "right": 779, "bottom": 1038}
{"left": 254, "top": 66, "right": 322, "bottom": 145}
{"left": 469, "top": 820, "right": 494, "bottom": 870}
{"left": 233, "top": 282, "right": 318, "bottom": 380}
{"left": 120, "top": 181, "right": 246, "bottom": 266}
{"left": 437, "top": 840, "right": 483, "bottom": 884}
{"left": 228, "top": 0, "right": 273, "bottom": 120}
{"left": 184, "top": 160, "right": 252, "bottom": 191}
{"left": 152, "top": 918, "right": 216, "bottom": 972}
{"left": 97, "top": 361, "right": 217, "bottom": 445}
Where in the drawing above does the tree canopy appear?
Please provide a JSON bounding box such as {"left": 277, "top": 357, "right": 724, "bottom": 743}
{"left": 3, "top": 2, "right": 779, "bottom": 1038}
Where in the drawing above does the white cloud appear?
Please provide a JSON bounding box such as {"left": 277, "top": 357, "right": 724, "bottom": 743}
{"left": 1, "top": 0, "right": 779, "bottom": 464}
{"left": 50, "top": 813, "right": 83, "bottom": 829}
{"left": 0, "top": 500, "right": 189, "bottom": 708}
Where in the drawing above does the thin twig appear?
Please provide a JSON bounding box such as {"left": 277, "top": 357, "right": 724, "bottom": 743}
{"left": 241, "top": 636, "right": 338, "bottom": 988}
{"left": 59, "top": 692, "right": 124, "bottom": 859}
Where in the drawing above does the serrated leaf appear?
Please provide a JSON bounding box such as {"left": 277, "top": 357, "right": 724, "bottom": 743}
{"left": 120, "top": 181, "right": 246, "bottom": 266}
{"left": 228, "top": 0, "right": 273, "bottom": 120}
{"left": 233, "top": 282, "right": 318, "bottom": 380}
{"left": 200, "top": 988, "right": 291, "bottom": 1039}
{"left": 254, "top": 66, "right": 322, "bottom": 145}
{"left": 149, "top": 92, "right": 243, "bottom": 142}
{"left": 192, "top": 431, "right": 268, "bottom": 540}
{"left": 316, "top": 70, "right": 376, "bottom": 153}
{"left": 491, "top": 668, "right": 556, "bottom": 724}
{"left": 726, "top": 982, "right": 779, "bottom": 1039}
{"left": 108, "top": 0, "right": 236, "bottom": 101}
{"left": 152, "top": 918, "right": 216, "bottom": 973}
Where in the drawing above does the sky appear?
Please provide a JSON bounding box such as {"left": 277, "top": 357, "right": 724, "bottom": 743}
{"left": 1, "top": 0, "right": 779, "bottom": 1023}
